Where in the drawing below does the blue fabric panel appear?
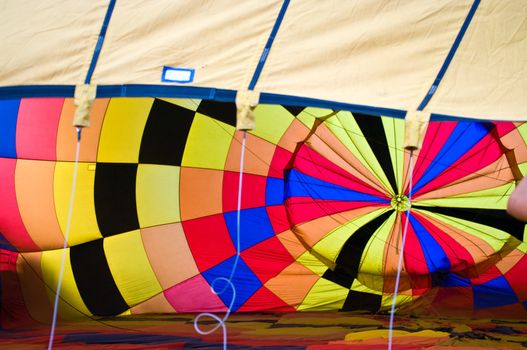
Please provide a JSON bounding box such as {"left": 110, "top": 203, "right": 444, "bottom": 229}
{"left": 434, "top": 272, "right": 471, "bottom": 288}
{"left": 413, "top": 122, "right": 489, "bottom": 193}
{"left": 224, "top": 207, "right": 275, "bottom": 251}
{"left": 266, "top": 177, "right": 285, "bottom": 206}
{"left": 285, "top": 169, "right": 389, "bottom": 203}
{"left": 473, "top": 276, "right": 518, "bottom": 309}
{"left": 202, "top": 255, "right": 262, "bottom": 312}
{"left": 0, "top": 99, "right": 19, "bottom": 158}
{"left": 409, "top": 215, "right": 450, "bottom": 273}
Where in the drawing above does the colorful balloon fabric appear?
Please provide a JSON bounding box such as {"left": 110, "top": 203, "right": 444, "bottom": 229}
{"left": 1, "top": 97, "right": 527, "bottom": 322}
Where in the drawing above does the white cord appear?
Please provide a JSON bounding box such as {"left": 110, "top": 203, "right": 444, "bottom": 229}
{"left": 194, "top": 131, "right": 247, "bottom": 350}
{"left": 48, "top": 128, "right": 82, "bottom": 350}
{"left": 388, "top": 150, "right": 414, "bottom": 350}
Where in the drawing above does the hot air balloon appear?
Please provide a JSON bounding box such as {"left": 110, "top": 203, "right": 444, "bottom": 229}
{"left": 1, "top": 1, "right": 527, "bottom": 349}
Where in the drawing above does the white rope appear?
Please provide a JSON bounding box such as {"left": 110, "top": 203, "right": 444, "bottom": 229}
{"left": 194, "top": 131, "right": 247, "bottom": 350}
{"left": 388, "top": 149, "right": 415, "bottom": 350}
{"left": 48, "top": 128, "right": 82, "bottom": 350}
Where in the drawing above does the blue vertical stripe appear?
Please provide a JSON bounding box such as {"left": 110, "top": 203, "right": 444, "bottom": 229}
{"left": 0, "top": 99, "right": 20, "bottom": 158}
{"left": 248, "top": 0, "right": 290, "bottom": 90}
{"left": 84, "top": 0, "right": 117, "bottom": 84}
{"left": 417, "top": 0, "right": 481, "bottom": 111}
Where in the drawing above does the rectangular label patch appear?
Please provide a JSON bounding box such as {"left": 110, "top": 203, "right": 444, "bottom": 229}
{"left": 162, "top": 66, "right": 195, "bottom": 83}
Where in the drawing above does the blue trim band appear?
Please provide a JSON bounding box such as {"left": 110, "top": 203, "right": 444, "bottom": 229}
{"left": 247, "top": 0, "right": 290, "bottom": 90}
{"left": 96, "top": 85, "right": 236, "bottom": 101}
{"left": 417, "top": 0, "right": 480, "bottom": 111}
{"left": 259, "top": 92, "right": 407, "bottom": 119}
{"left": 0, "top": 84, "right": 506, "bottom": 122}
{"left": 84, "top": 0, "right": 117, "bottom": 84}
{"left": 0, "top": 85, "right": 76, "bottom": 98}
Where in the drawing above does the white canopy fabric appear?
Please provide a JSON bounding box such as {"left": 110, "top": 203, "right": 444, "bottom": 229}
{"left": 0, "top": 0, "right": 526, "bottom": 121}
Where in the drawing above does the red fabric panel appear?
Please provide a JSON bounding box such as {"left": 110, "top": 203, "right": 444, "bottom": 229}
{"left": 241, "top": 236, "right": 294, "bottom": 284}
{"left": 182, "top": 214, "right": 235, "bottom": 272}
{"left": 222, "top": 171, "right": 266, "bottom": 212}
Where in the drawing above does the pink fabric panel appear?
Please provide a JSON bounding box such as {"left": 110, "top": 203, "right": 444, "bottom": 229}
{"left": 164, "top": 275, "right": 227, "bottom": 313}
{"left": 0, "top": 158, "right": 38, "bottom": 251}
{"left": 16, "top": 98, "right": 63, "bottom": 160}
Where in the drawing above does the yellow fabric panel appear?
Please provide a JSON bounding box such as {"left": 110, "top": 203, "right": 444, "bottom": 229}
{"left": 297, "top": 278, "right": 348, "bottom": 311}
{"left": 181, "top": 113, "right": 234, "bottom": 169}
{"left": 351, "top": 279, "right": 382, "bottom": 295}
{"left": 97, "top": 98, "right": 153, "bottom": 163}
{"left": 325, "top": 113, "right": 395, "bottom": 195}
{"left": 382, "top": 116, "right": 405, "bottom": 192}
{"left": 358, "top": 211, "right": 397, "bottom": 292}
{"left": 54, "top": 162, "right": 102, "bottom": 246}
{"left": 41, "top": 248, "right": 91, "bottom": 319}
{"left": 250, "top": 105, "right": 295, "bottom": 145}
{"left": 416, "top": 209, "right": 511, "bottom": 252}
{"left": 381, "top": 293, "right": 414, "bottom": 311}
{"left": 295, "top": 110, "right": 317, "bottom": 129}
{"left": 416, "top": 183, "right": 512, "bottom": 209}
{"left": 104, "top": 230, "right": 162, "bottom": 307}
{"left": 312, "top": 208, "right": 389, "bottom": 264}
{"left": 297, "top": 250, "right": 329, "bottom": 276}
{"left": 296, "top": 107, "right": 336, "bottom": 129}
{"left": 136, "top": 164, "right": 181, "bottom": 228}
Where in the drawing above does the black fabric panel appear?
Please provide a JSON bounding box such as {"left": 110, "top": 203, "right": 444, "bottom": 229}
{"left": 70, "top": 239, "right": 128, "bottom": 316}
{"left": 413, "top": 205, "right": 525, "bottom": 241}
{"left": 139, "top": 99, "right": 195, "bottom": 166}
{"left": 323, "top": 267, "right": 354, "bottom": 289}
{"left": 353, "top": 113, "right": 398, "bottom": 194}
{"left": 341, "top": 289, "right": 382, "bottom": 312}
{"left": 196, "top": 100, "right": 236, "bottom": 127}
{"left": 282, "top": 105, "right": 305, "bottom": 117}
{"left": 335, "top": 210, "right": 393, "bottom": 280}
{"left": 94, "top": 163, "right": 139, "bottom": 236}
